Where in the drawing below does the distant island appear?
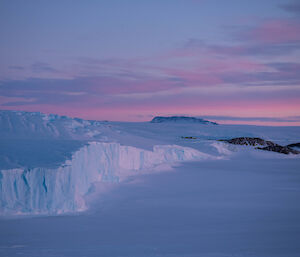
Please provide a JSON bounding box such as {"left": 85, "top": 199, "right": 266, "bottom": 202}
{"left": 150, "top": 116, "right": 218, "bottom": 125}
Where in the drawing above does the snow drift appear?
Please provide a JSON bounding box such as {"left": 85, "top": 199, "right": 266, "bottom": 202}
{"left": 0, "top": 142, "right": 213, "bottom": 215}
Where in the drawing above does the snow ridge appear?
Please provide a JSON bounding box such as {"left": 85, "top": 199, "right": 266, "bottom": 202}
{"left": 0, "top": 110, "right": 106, "bottom": 140}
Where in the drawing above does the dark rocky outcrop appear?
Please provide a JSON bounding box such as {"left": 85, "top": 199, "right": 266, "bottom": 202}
{"left": 287, "top": 143, "right": 300, "bottom": 149}
{"left": 219, "top": 137, "right": 275, "bottom": 147}
{"left": 257, "top": 145, "right": 300, "bottom": 155}
{"left": 220, "top": 137, "right": 300, "bottom": 155}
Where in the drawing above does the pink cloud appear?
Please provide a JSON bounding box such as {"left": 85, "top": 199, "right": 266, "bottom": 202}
{"left": 2, "top": 19, "right": 300, "bottom": 126}
{"left": 246, "top": 19, "right": 300, "bottom": 44}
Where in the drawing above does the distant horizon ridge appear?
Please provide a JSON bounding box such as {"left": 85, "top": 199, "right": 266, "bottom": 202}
{"left": 1, "top": 110, "right": 300, "bottom": 126}
{"left": 150, "top": 116, "right": 218, "bottom": 125}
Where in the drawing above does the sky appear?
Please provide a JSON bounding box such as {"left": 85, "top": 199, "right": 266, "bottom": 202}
{"left": 1, "top": 0, "right": 300, "bottom": 125}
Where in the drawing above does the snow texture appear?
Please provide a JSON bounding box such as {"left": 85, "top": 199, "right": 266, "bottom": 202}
{"left": 1, "top": 110, "right": 300, "bottom": 216}
{"left": 1, "top": 110, "right": 300, "bottom": 257}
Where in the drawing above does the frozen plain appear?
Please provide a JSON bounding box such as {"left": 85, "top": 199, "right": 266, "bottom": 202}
{"left": 0, "top": 110, "right": 300, "bottom": 257}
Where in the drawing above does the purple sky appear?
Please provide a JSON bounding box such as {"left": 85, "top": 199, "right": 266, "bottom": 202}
{"left": 1, "top": 0, "right": 300, "bottom": 125}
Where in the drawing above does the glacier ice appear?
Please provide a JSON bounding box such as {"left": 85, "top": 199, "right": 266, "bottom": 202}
{"left": 0, "top": 142, "right": 213, "bottom": 215}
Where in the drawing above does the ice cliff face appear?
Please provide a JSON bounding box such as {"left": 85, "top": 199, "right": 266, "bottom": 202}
{"left": 0, "top": 142, "right": 213, "bottom": 215}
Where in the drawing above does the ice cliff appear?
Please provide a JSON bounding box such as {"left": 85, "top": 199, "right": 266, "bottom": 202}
{"left": 0, "top": 142, "right": 212, "bottom": 215}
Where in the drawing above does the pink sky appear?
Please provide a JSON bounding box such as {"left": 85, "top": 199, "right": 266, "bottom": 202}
{"left": 1, "top": 0, "right": 300, "bottom": 126}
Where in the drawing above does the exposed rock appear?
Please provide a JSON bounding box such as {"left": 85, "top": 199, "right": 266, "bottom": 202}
{"left": 287, "top": 142, "right": 300, "bottom": 150}
{"left": 151, "top": 116, "right": 218, "bottom": 125}
{"left": 220, "top": 137, "right": 300, "bottom": 155}
{"left": 257, "top": 145, "right": 300, "bottom": 155}
{"left": 219, "top": 137, "right": 275, "bottom": 147}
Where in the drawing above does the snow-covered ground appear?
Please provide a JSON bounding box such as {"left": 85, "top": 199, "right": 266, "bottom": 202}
{"left": 0, "top": 110, "right": 300, "bottom": 256}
